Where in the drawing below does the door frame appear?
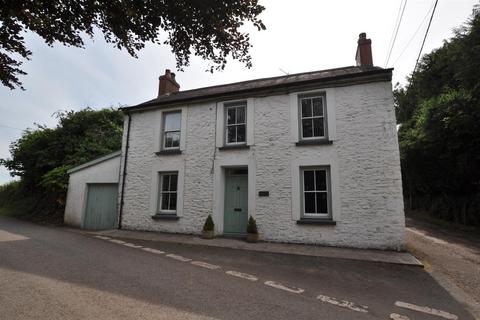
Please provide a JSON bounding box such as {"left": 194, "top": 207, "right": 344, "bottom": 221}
{"left": 213, "top": 156, "right": 256, "bottom": 235}
{"left": 82, "top": 182, "right": 119, "bottom": 230}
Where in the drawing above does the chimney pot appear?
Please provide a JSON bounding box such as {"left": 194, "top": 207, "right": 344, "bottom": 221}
{"left": 158, "top": 68, "right": 180, "bottom": 97}
{"left": 355, "top": 32, "right": 373, "bottom": 67}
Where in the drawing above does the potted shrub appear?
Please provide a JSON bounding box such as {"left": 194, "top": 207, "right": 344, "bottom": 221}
{"left": 202, "top": 214, "right": 215, "bottom": 239}
{"left": 246, "top": 216, "right": 259, "bottom": 243}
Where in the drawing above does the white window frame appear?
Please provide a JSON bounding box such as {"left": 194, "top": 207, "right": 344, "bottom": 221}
{"left": 216, "top": 98, "right": 254, "bottom": 148}
{"left": 299, "top": 94, "right": 328, "bottom": 141}
{"left": 162, "top": 110, "right": 182, "bottom": 150}
{"left": 157, "top": 171, "right": 178, "bottom": 214}
{"left": 224, "top": 102, "right": 247, "bottom": 146}
{"left": 300, "top": 166, "right": 332, "bottom": 219}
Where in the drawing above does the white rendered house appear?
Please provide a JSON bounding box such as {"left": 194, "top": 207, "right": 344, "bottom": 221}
{"left": 64, "top": 33, "right": 405, "bottom": 250}
{"left": 115, "top": 33, "right": 405, "bottom": 250}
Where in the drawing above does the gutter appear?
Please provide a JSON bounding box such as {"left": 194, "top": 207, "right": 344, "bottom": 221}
{"left": 118, "top": 113, "right": 131, "bottom": 229}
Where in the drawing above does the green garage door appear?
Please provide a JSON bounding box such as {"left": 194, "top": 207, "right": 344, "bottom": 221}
{"left": 84, "top": 183, "right": 118, "bottom": 230}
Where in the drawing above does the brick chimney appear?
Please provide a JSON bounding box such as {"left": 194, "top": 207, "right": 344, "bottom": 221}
{"left": 355, "top": 33, "right": 373, "bottom": 67}
{"left": 158, "top": 69, "right": 180, "bottom": 97}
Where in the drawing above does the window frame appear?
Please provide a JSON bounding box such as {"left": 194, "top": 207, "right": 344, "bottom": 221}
{"left": 157, "top": 171, "right": 179, "bottom": 214}
{"left": 300, "top": 166, "right": 332, "bottom": 219}
{"left": 298, "top": 94, "right": 328, "bottom": 141}
{"left": 224, "top": 102, "right": 247, "bottom": 146}
{"left": 162, "top": 110, "right": 182, "bottom": 150}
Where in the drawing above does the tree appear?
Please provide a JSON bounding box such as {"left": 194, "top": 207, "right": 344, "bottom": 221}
{"left": 395, "top": 6, "right": 480, "bottom": 226}
{"left": 0, "top": 108, "right": 123, "bottom": 221}
{"left": 0, "top": 0, "right": 266, "bottom": 89}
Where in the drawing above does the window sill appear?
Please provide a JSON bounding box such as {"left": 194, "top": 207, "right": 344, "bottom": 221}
{"left": 296, "top": 218, "right": 336, "bottom": 225}
{"left": 218, "top": 144, "right": 250, "bottom": 150}
{"left": 151, "top": 214, "right": 180, "bottom": 221}
{"left": 296, "top": 139, "right": 333, "bottom": 146}
{"left": 155, "top": 149, "right": 182, "bottom": 155}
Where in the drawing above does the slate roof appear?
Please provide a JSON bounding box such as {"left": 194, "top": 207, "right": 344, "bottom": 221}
{"left": 122, "top": 66, "right": 392, "bottom": 112}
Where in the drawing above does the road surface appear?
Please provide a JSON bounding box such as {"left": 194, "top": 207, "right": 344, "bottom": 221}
{"left": 0, "top": 216, "right": 473, "bottom": 319}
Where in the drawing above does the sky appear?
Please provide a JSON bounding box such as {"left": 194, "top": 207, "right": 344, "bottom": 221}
{"left": 0, "top": 0, "right": 478, "bottom": 184}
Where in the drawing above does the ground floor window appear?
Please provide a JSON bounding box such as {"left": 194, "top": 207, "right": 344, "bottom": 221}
{"left": 157, "top": 172, "right": 178, "bottom": 214}
{"left": 301, "top": 167, "right": 331, "bottom": 218}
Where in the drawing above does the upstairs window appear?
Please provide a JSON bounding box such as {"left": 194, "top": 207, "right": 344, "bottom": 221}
{"left": 301, "top": 167, "right": 331, "bottom": 218}
{"left": 163, "top": 111, "right": 181, "bottom": 149}
{"left": 158, "top": 172, "right": 178, "bottom": 213}
{"left": 300, "top": 95, "right": 326, "bottom": 140}
{"left": 225, "top": 103, "right": 246, "bottom": 145}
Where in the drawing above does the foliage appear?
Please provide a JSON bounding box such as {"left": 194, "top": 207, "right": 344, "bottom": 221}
{"left": 0, "top": 0, "right": 266, "bottom": 89}
{"left": 203, "top": 214, "right": 214, "bottom": 231}
{"left": 246, "top": 216, "right": 257, "bottom": 234}
{"left": 0, "top": 108, "right": 123, "bottom": 223}
{"left": 395, "top": 5, "right": 480, "bottom": 226}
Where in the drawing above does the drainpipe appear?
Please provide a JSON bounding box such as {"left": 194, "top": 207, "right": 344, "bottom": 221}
{"left": 118, "top": 113, "right": 131, "bottom": 229}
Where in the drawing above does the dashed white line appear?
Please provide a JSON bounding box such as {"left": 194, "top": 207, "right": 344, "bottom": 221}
{"left": 166, "top": 254, "right": 192, "bottom": 262}
{"left": 390, "top": 313, "right": 410, "bottom": 320}
{"left": 142, "top": 247, "right": 165, "bottom": 254}
{"left": 317, "top": 294, "right": 368, "bottom": 313}
{"left": 226, "top": 271, "right": 258, "bottom": 282}
{"left": 191, "top": 261, "right": 221, "bottom": 270}
{"left": 123, "top": 243, "right": 143, "bottom": 248}
{"left": 94, "top": 235, "right": 111, "bottom": 240}
{"left": 264, "top": 281, "right": 304, "bottom": 294}
{"left": 109, "top": 239, "right": 126, "bottom": 244}
{"left": 395, "top": 301, "right": 458, "bottom": 320}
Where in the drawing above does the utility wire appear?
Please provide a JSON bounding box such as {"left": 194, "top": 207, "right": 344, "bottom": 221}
{"left": 385, "top": 0, "right": 409, "bottom": 67}
{"left": 414, "top": 0, "right": 439, "bottom": 73}
{"left": 0, "top": 124, "right": 23, "bottom": 131}
{"left": 384, "top": 0, "right": 404, "bottom": 66}
{"left": 392, "top": 0, "right": 436, "bottom": 66}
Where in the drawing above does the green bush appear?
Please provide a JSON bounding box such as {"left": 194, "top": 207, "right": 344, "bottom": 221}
{"left": 247, "top": 216, "right": 258, "bottom": 234}
{"left": 203, "top": 214, "right": 214, "bottom": 231}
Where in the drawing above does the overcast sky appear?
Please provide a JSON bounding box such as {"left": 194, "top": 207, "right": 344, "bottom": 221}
{"left": 0, "top": 0, "right": 477, "bottom": 184}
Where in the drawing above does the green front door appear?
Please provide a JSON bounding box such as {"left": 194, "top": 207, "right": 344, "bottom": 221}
{"left": 224, "top": 172, "right": 248, "bottom": 235}
{"left": 84, "top": 183, "right": 118, "bottom": 230}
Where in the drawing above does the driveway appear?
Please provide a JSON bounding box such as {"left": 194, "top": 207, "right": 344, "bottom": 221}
{"left": 406, "top": 217, "right": 480, "bottom": 318}
{"left": 0, "top": 216, "right": 473, "bottom": 320}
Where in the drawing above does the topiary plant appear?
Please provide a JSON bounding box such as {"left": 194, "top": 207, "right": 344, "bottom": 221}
{"left": 246, "top": 216, "right": 258, "bottom": 234}
{"left": 203, "top": 214, "right": 214, "bottom": 232}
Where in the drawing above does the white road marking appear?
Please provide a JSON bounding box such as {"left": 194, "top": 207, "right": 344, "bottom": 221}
{"left": 166, "top": 254, "right": 192, "bottom": 262}
{"left": 264, "top": 281, "right": 304, "bottom": 294}
{"left": 316, "top": 294, "right": 368, "bottom": 313}
{"left": 226, "top": 271, "right": 258, "bottom": 282}
{"left": 109, "top": 239, "right": 126, "bottom": 244}
{"left": 142, "top": 247, "right": 165, "bottom": 254}
{"left": 94, "top": 235, "right": 111, "bottom": 240}
{"left": 407, "top": 228, "right": 448, "bottom": 245}
{"left": 390, "top": 313, "right": 410, "bottom": 320}
{"left": 395, "top": 301, "right": 458, "bottom": 320}
{"left": 191, "top": 261, "right": 221, "bottom": 270}
{"left": 123, "top": 243, "right": 143, "bottom": 248}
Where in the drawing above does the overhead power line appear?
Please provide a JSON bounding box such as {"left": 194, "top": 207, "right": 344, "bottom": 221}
{"left": 392, "top": 0, "right": 436, "bottom": 66}
{"left": 385, "top": 0, "right": 409, "bottom": 67}
{"left": 414, "top": 0, "right": 439, "bottom": 73}
{"left": 0, "top": 124, "right": 23, "bottom": 131}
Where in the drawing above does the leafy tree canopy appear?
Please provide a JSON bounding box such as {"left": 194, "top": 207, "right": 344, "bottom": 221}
{"left": 0, "top": 0, "right": 266, "bottom": 89}
{"left": 395, "top": 6, "right": 480, "bottom": 225}
{"left": 0, "top": 108, "right": 123, "bottom": 196}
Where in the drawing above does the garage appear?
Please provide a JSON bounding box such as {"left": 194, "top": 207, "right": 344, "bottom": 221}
{"left": 64, "top": 151, "right": 121, "bottom": 230}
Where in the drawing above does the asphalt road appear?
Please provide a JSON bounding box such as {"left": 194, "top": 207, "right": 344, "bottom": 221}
{"left": 0, "top": 216, "right": 473, "bottom": 320}
{"left": 406, "top": 217, "right": 480, "bottom": 319}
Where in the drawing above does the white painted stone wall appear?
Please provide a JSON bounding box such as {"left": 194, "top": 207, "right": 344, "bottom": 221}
{"left": 121, "top": 80, "right": 405, "bottom": 250}
{"left": 64, "top": 155, "right": 120, "bottom": 227}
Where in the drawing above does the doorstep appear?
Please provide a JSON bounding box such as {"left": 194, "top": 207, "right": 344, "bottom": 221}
{"left": 84, "top": 229, "right": 423, "bottom": 267}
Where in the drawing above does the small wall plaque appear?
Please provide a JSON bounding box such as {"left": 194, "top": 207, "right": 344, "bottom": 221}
{"left": 258, "top": 191, "right": 269, "bottom": 197}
